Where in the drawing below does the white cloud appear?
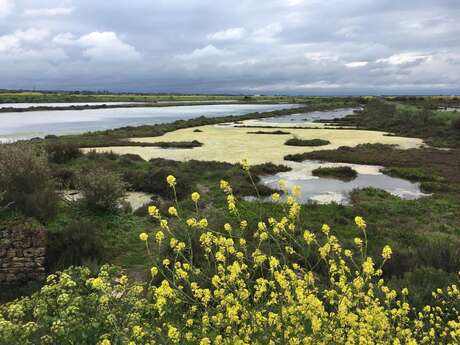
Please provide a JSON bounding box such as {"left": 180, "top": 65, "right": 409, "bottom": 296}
{"left": 252, "top": 23, "right": 283, "bottom": 42}
{"left": 52, "top": 33, "right": 77, "bottom": 45}
{"left": 345, "top": 61, "right": 368, "bottom": 68}
{"left": 286, "top": 0, "right": 305, "bottom": 6}
{"left": 52, "top": 31, "right": 141, "bottom": 62}
{"left": 176, "top": 44, "right": 229, "bottom": 60}
{"left": 0, "top": 29, "right": 66, "bottom": 64}
{"left": 79, "top": 32, "right": 141, "bottom": 62}
{"left": 0, "top": 34, "right": 18, "bottom": 52}
{"left": 376, "top": 52, "right": 431, "bottom": 65}
{"left": 0, "top": 28, "right": 50, "bottom": 52}
{"left": 304, "top": 52, "right": 339, "bottom": 63}
{"left": 207, "top": 27, "right": 245, "bottom": 41}
{"left": 0, "top": 0, "right": 14, "bottom": 17}
{"left": 24, "top": 7, "right": 74, "bottom": 17}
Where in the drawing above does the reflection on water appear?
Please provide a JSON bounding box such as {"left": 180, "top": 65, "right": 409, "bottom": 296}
{"left": 0, "top": 102, "right": 141, "bottom": 109}
{"left": 256, "top": 161, "right": 427, "bottom": 204}
{"left": 438, "top": 107, "right": 459, "bottom": 112}
{"left": 239, "top": 108, "right": 358, "bottom": 127}
{"left": 0, "top": 103, "right": 299, "bottom": 142}
{"left": 61, "top": 190, "right": 152, "bottom": 212}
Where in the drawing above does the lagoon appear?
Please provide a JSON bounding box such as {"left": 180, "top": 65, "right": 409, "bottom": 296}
{"left": 0, "top": 103, "right": 299, "bottom": 142}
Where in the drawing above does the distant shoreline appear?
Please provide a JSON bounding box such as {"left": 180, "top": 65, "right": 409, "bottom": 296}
{"left": 0, "top": 100, "right": 293, "bottom": 113}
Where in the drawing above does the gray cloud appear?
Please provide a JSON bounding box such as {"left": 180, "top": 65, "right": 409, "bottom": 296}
{"left": 0, "top": 0, "right": 459, "bottom": 94}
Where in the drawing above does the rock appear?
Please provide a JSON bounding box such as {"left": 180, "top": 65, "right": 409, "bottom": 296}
{"left": 0, "top": 226, "right": 47, "bottom": 284}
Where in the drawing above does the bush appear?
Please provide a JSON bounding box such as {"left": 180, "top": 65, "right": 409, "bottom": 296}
{"left": 86, "top": 150, "right": 118, "bottom": 161}
{"left": 0, "top": 144, "right": 58, "bottom": 222}
{"left": 52, "top": 168, "right": 76, "bottom": 189}
{"left": 141, "top": 167, "right": 192, "bottom": 199}
{"left": 117, "top": 154, "right": 145, "bottom": 166}
{"left": 76, "top": 167, "right": 127, "bottom": 211}
{"left": 45, "top": 140, "right": 82, "bottom": 163}
{"left": 46, "top": 221, "right": 104, "bottom": 272}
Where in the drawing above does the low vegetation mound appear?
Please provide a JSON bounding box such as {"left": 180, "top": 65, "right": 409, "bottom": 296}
{"left": 1, "top": 173, "right": 460, "bottom": 344}
{"left": 247, "top": 130, "right": 291, "bottom": 135}
{"left": 381, "top": 166, "right": 442, "bottom": 182}
{"left": 285, "top": 138, "right": 330, "bottom": 146}
{"left": 312, "top": 166, "right": 358, "bottom": 180}
{"left": 150, "top": 140, "right": 203, "bottom": 148}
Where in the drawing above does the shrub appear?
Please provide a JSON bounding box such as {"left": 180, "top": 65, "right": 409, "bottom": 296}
{"left": 46, "top": 221, "right": 104, "bottom": 272}
{"left": 285, "top": 138, "right": 330, "bottom": 146}
{"left": 76, "top": 167, "right": 127, "bottom": 211}
{"left": 86, "top": 150, "right": 118, "bottom": 161}
{"left": 118, "top": 154, "right": 145, "bottom": 166}
{"left": 52, "top": 168, "right": 76, "bottom": 189}
{"left": 0, "top": 144, "right": 58, "bottom": 222}
{"left": 141, "top": 167, "right": 192, "bottom": 199}
{"left": 45, "top": 140, "right": 82, "bottom": 163}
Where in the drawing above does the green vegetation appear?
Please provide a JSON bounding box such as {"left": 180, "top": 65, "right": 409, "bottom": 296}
{"left": 46, "top": 220, "right": 105, "bottom": 272}
{"left": 328, "top": 98, "right": 460, "bottom": 147}
{"left": 380, "top": 166, "right": 443, "bottom": 183}
{"left": 285, "top": 137, "right": 330, "bottom": 146}
{"left": 149, "top": 140, "right": 202, "bottom": 148}
{"left": 312, "top": 166, "right": 358, "bottom": 180}
{"left": 0, "top": 90, "right": 364, "bottom": 104}
{"left": 45, "top": 140, "right": 83, "bottom": 163}
{"left": 247, "top": 130, "right": 291, "bottom": 135}
{"left": 75, "top": 168, "right": 128, "bottom": 211}
{"left": 0, "top": 145, "right": 58, "bottom": 222}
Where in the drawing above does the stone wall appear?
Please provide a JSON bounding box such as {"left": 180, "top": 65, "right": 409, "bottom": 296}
{"left": 0, "top": 226, "right": 47, "bottom": 284}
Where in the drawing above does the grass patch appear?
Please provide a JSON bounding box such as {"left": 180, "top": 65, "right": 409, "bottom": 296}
{"left": 285, "top": 137, "right": 330, "bottom": 146}
{"left": 312, "top": 166, "right": 357, "bottom": 181}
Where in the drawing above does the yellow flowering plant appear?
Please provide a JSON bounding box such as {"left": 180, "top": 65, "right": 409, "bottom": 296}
{"left": 1, "top": 171, "right": 460, "bottom": 344}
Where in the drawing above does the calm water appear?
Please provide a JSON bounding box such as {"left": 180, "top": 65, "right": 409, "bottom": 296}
{"left": 256, "top": 161, "right": 426, "bottom": 204}
{"left": 249, "top": 108, "right": 357, "bottom": 125}
{"left": 0, "top": 102, "right": 140, "bottom": 109}
{"left": 0, "top": 103, "right": 299, "bottom": 142}
{"left": 438, "top": 107, "right": 459, "bottom": 112}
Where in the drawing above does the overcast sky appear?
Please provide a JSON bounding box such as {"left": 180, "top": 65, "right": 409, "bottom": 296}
{"left": 0, "top": 0, "right": 459, "bottom": 94}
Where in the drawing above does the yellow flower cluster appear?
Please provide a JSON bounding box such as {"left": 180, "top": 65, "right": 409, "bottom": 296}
{"left": 2, "top": 175, "right": 460, "bottom": 345}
